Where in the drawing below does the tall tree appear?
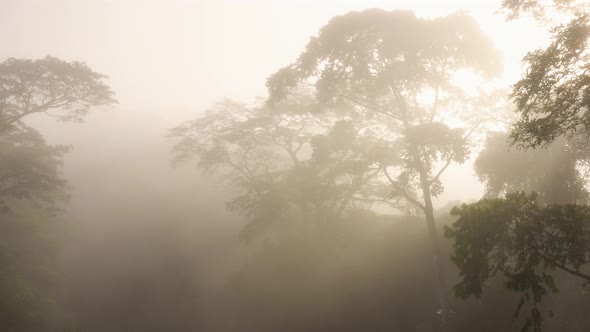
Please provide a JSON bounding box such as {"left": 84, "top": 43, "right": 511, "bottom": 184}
{"left": 0, "top": 55, "right": 115, "bottom": 330}
{"left": 266, "top": 9, "right": 502, "bottom": 325}
{"left": 170, "top": 95, "right": 398, "bottom": 242}
{"left": 447, "top": 3, "right": 590, "bottom": 331}
{"left": 0, "top": 55, "right": 115, "bottom": 209}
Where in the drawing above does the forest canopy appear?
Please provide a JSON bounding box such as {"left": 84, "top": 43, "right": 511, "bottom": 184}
{"left": 3, "top": 1, "right": 590, "bottom": 332}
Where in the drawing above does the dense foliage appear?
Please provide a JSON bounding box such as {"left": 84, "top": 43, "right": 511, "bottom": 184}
{"left": 510, "top": 15, "right": 590, "bottom": 148}
{"left": 446, "top": 192, "right": 590, "bottom": 331}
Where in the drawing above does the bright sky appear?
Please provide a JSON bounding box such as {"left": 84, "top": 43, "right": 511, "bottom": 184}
{"left": 1, "top": 0, "right": 549, "bottom": 117}
{"left": 0, "top": 0, "right": 554, "bottom": 205}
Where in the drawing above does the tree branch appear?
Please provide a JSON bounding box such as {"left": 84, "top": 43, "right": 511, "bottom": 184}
{"left": 383, "top": 167, "right": 426, "bottom": 211}
{"left": 430, "top": 159, "right": 452, "bottom": 187}
{"left": 535, "top": 249, "right": 590, "bottom": 283}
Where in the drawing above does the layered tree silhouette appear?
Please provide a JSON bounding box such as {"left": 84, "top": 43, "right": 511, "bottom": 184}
{"left": 173, "top": 10, "right": 504, "bottom": 330}
{"left": 447, "top": 2, "right": 590, "bottom": 331}
{"left": 0, "top": 55, "right": 115, "bottom": 330}
{"left": 265, "top": 9, "right": 502, "bottom": 326}
{"left": 171, "top": 94, "right": 398, "bottom": 242}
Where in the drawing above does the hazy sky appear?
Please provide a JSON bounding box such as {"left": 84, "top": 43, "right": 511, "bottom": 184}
{"left": 0, "top": 0, "right": 553, "bottom": 205}
{"left": 1, "top": 0, "right": 548, "bottom": 118}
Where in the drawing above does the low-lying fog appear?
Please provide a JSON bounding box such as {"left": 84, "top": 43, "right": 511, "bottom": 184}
{"left": 2, "top": 1, "right": 590, "bottom": 332}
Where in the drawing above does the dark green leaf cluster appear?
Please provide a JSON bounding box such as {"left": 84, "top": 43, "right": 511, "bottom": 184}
{"left": 510, "top": 14, "right": 590, "bottom": 148}
{"left": 446, "top": 192, "right": 590, "bottom": 331}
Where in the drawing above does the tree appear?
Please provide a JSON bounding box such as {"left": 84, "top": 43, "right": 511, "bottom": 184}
{"left": 170, "top": 95, "right": 398, "bottom": 242}
{"left": 445, "top": 192, "right": 590, "bottom": 332}
{"left": 0, "top": 56, "right": 115, "bottom": 127}
{"left": 0, "top": 55, "right": 115, "bottom": 210}
{"left": 446, "top": 3, "right": 590, "bottom": 330}
{"left": 0, "top": 56, "right": 115, "bottom": 330}
{"left": 475, "top": 132, "right": 589, "bottom": 204}
{"left": 265, "top": 9, "right": 502, "bottom": 325}
{"left": 510, "top": 14, "right": 590, "bottom": 148}
{"left": 0, "top": 123, "right": 69, "bottom": 212}
{"left": 501, "top": 0, "right": 590, "bottom": 150}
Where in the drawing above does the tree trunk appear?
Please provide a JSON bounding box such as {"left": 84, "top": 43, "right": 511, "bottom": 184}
{"left": 420, "top": 172, "right": 451, "bottom": 331}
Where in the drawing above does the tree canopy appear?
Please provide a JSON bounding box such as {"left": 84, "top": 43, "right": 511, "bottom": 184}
{"left": 170, "top": 95, "right": 398, "bottom": 242}
{"left": 266, "top": 9, "right": 503, "bottom": 322}
{"left": 446, "top": 2, "right": 590, "bottom": 331}
{"left": 172, "top": 9, "right": 503, "bottom": 327}
{"left": 446, "top": 192, "right": 590, "bottom": 332}
{"left": 0, "top": 56, "right": 116, "bottom": 126}
{"left": 0, "top": 56, "right": 115, "bottom": 211}
{"left": 0, "top": 56, "right": 115, "bottom": 330}
{"left": 510, "top": 14, "right": 590, "bottom": 148}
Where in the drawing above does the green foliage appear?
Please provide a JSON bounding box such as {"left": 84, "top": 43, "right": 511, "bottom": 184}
{"left": 510, "top": 14, "right": 590, "bottom": 148}
{"left": 460, "top": 2, "right": 590, "bottom": 330}
{"left": 446, "top": 192, "right": 590, "bottom": 331}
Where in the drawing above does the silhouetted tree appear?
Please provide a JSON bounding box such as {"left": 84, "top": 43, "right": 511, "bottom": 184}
{"left": 170, "top": 95, "right": 398, "bottom": 242}
{"left": 0, "top": 55, "right": 115, "bottom": 331}
{"left": 510, "top": 15, "right": 590, "bottom": 148}
{"left": 265, "top": 9, "right": 502, "bottom": 325}
{"left": 0, "top": 56, "right": 115, "bottom": 127}
{"left": 0, "top": 55, "right": 116, "bottom": 210}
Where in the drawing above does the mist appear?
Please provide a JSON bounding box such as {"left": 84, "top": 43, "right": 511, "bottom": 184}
{"left": 2, "top": 1, "right": 590, "bottom": 332}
